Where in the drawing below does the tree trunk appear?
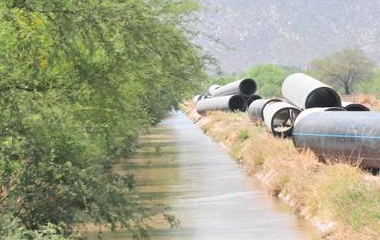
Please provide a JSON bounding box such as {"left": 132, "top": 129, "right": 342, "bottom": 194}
{"left": 344, "top": 84, "right": 351, "bottom": 95}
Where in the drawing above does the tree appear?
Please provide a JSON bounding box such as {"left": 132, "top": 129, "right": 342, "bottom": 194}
{"left": 246, "top": 64, "right": 293, "bottom": 97}
{"left": 0, "top": 0, "right": 206, "bottom": 238}
{"left": 309, "top": 48, "right": 377, "bottom": 94}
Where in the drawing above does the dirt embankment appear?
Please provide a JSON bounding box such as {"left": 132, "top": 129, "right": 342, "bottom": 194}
{"left": 182, "top": 101, "right": 380, "bottom": 240}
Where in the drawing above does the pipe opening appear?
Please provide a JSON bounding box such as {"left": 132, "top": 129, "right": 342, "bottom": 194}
{"left": 305, "top": 87, "right": 341, "bottom": 108}
{"left": 324, "top": 107, "right": 346, "bottom": 111}
{"left": 229, "top": 95, "right": 246, "bottom": 112}
{"left": 246, "top": 95, "right": 262, "bottom": 108}
{"left": 344, "top": 104, "right": 370, "bottom": 111}
{"left": 261, "top": 99, "right": 282, "bottom": 120}
{"left": 272, "top": 108, "right": 301, "bottom": 137}
{"left": 239, "top": 78, "right": 257, "bottom": 96}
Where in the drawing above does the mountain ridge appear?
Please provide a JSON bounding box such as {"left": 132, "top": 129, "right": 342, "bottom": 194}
{"left": 196, "top": 0, "right": 380, "bottom": 73}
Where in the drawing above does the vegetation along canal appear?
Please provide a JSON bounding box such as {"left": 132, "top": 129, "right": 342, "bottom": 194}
{"left": 87, "top": 111, "right": 322, "bottom": 240}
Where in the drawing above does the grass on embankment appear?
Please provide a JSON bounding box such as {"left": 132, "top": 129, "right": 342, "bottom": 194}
{"left": 182, "top": 101, "right": 380, "bottom": 240}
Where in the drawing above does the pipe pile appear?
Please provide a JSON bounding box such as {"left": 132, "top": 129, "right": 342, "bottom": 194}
{"left": 211, "top": 78, "right": 257, "bottom": 97}
{"left": 196, "top": 95, "right": 247, "bottom": 115}
{"left": 195, "top": 78, "right": 259, "bottom": 115}
{"left": 192, "top": 73, "right": 380, "bottom": 169}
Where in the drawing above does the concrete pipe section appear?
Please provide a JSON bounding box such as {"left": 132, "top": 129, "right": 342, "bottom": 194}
{"left": 247, "top": 99, "right": 282, "bottom": 122}
{"left": 282, "top": 73, "right": 341, "bottom": 110}
{"left": 196, "top": 95, "right": 247, "bottom": 115}
{"left": 193, "top": 94, "right": 208, "bottom": 104}
{"left": 263, "top": 102, "right": 301, "bottom": 138}
{"left": 208, "top": 84, "right": 220, "bottom": 95}
{"left": 211, "top": 78, "right": 257, "bottom": 98}
{"left": 245, "top": 95, "right": 262, "bottom": 109}
{"left": 342, "top": 102, "right": 370, "bottom": 111}
{"left": 193, "top": 95, "right": 202, "bottom": 104}
{"left": 293, "top": 111, "right": 380, "bottom": 169}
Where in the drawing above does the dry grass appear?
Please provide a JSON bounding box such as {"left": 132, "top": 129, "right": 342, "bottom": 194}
{"left": 341, "top": 94, "right": 380, "bottom": 110}
{"left": 182, "top": 100, "right": 380, "bottom": 240}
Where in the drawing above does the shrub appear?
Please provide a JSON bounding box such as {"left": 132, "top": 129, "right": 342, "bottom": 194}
{"left": 0, "top": 0, "right": 206, "bottom": 237}
{"left": 238, "top": 129, "right": 250, "bottom": 141}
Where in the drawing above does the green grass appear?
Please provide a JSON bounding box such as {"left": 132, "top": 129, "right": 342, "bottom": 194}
{"left": 311, "top": 167, "right": 380, "bottom": 236}
{"left": 238, "top": 129, "right": 250, "bottom": 141}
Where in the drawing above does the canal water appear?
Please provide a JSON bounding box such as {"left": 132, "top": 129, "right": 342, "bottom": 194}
{"left": 87, "top": 111, "right": 321, "bottom": 240}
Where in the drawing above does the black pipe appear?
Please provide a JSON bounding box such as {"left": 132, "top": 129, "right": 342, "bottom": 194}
{"left": 211, "top": 78, "right": 257, "bottom": 97}
{"left": 293, "top": 111, "right": 380, "bottom": 169}
{"left": 294, "top": 107, "right": 346, "bottom": 127}
{"left": 342, "top": 102, "right": 370, "bottom": 111}
{"left": 196, "top": 95, "right": 247, "bottom": 115}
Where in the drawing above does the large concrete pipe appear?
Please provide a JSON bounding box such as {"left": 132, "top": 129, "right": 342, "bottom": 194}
{"left": 293, "top": 111, "right": 380, "bottom": 169}
{"left": 211, "top": 78, "right": 257, "bottom": 97}
{"left": 245, "top": 95, "right": 262, "bottom": 109}
{"left": 208, "top": 85, "right": 220, "bottom": 95}
{"left": 282, "top": 73, "right": 341, "bottom": 110}
{"left": 196, "top": 95, "right": 246, "bottom": 115}
{"left": 193, "top": 95, "right": 207, "bottom": 104}
{"left": 342, "top": 102, "right": 370, "bottom": 111}
{"left": 263, "top": 102, "right": 301, "bottom": 137}
{"left": 247, "top": 99, "right": 281, "bottom": 122}
{"left": 193, "top": 95, "right": 201, "bottom": 104}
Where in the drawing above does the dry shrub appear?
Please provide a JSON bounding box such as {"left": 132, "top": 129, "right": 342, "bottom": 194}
{"left": 341, "top": 94, "right": 380, "bottom": 109}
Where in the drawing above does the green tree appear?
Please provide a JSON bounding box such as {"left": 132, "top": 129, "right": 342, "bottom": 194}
{"left": 246, "top": 64, "right": 293, "bottom": 97}
{"left": 0, "top": 0, "right": 206, "bottom": 238}
{"left": 309, "top": 48, "right": 377, "bottom": 95}
{"left": 357, "top": 72, "right": 380, "bottom": 98}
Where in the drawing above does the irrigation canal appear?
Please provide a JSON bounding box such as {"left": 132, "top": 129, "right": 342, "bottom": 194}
{"left": 87, "top": 111, "right": 322, "bottom": 240}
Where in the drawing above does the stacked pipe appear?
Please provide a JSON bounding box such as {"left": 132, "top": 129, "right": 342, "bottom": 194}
{"left": 195, "top": 78, "right": 259, "bottom": 115}
{"left": 246, "top": 73, "right": 347, "bottom": 138}
{"left": 281, "top": 73, "right": 379, "bottom": 169}
{"left": 192, "top": 72, "right": 379, "bottom": 169}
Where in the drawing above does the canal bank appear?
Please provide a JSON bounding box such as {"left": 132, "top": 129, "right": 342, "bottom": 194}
{"left": 87, "top": 111, "right": 322, "bottom": 240}
{"left": 183, "top": 102, "right": 380, "bottom": 240}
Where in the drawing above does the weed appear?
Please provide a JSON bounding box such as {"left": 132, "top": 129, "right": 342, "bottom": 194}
{"left": 254, "top": 152, "right": 265, "bottom": 168}
{"left": 154, "top": 145, "right": 162, "bottom": 155}
{"left": 238, "top": 129, "right": 249, "bottom": 141}
{"left": 270, "top": 174, "right": 290, "bottom": 196}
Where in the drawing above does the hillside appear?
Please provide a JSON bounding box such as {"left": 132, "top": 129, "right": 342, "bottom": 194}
{"left": 197, "top": 0, "right": 380, "bottom": 72}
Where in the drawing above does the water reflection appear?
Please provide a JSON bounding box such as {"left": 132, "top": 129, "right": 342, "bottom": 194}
{"left": 86, "top": 111, "right": 321, "bottom": 240}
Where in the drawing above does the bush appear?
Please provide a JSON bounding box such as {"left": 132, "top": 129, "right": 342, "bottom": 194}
{"left": 238, "top": 129, "right": 250, "bottom": 141}
{"left": 245, "top": 64, "right": 294, "bottom": 97}
{"left": 0, "top": 215, "right": 77, "bottom": 240}
{"left": 0, "top": 0, "right": 206, "bottom": 238}
{"left": 357, "top": 73, "right": 380, "bottom": 98}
